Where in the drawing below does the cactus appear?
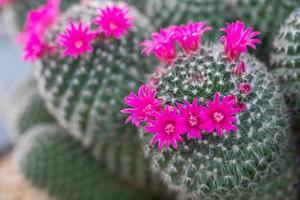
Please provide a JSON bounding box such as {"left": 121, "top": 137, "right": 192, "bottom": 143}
{"left": 270, "top": 8, "right": 300, "bottom": 126}
{"left": 15, "top": 124, "right": 161, "bottom": 200}
{"left": 140, "top": 48, "right": 293, "bottom": 199}
{"left": 121, "top": 20, "right": 296, "bottom": 199}
{"left": 35, "top": 0, "right": 154, "bottom": 146}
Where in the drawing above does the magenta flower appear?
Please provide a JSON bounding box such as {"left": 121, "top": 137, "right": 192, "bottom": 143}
{"left": 0, "top": 0, "right": 12, "bottom": 7}
{"left": 23, "top": 34, "right": 48, "bottom": 62}
{"left": 121, "top": 85, "right": 162, "bottom": 127}
{"left": 238, "top": 82, "right": 252, "bottom": 95}
{"left": 201, "top": 92, "right": 239, "bottom": 137}
{"left": 233, "top": 61, "right": 246, "bottom": 76}
{"left": 17, "top": 0, "right": 60, "bottom": 45}
{"left": 145, "top": 106, "right": 185, "bottom": 151}
{"left": 58, "top": 21, "right": 95, "bottom": 58}
{"left": 141, "top": 27, "right": 177, "bottom": 64}
{"left": 174, "top": 21, "right": 212, "bottom": 54}
{"left": 94, "top": 4, "right": 133, "bottom": 38}
{"left": 177, "top": 99, "right": 206, "bottom": 140}
{"left": 220, "top": 20, "right": 261, "bottom": 61}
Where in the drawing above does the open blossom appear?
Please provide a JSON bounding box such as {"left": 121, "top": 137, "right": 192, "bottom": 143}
{"left": 121, "top": 85, "right": 162, "bottom": 127}
{"left": 94, "top": 4, "right": 133, "bottom": 38}
{"left": 201, "top": 92, "right": 239, "bottom": 137}
{"left": 177, "top": 99, "right": 206, "bottom": 140}
{"left": 220, "top": 20, "right": 261, "bottom": 61}
{"left": 58, "top": 21, "right": 95, "bottom": 58}
{"left": 141, "top": 27, "right": 177, "bottom": 64}
{"left": 22, "top": 34, "right": 48, "bottom": 61}
{"left": 145, "top": 106, "right": 185, "bottom": 151}
{"left": 174, "top": 21, "right": 212, "bottom": 54}
{"left": 17, "top": 0, "right": 60, "bottom": 45}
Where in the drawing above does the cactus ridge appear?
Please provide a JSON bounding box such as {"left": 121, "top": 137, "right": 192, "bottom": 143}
{"left": 271, "top": 8, "right": 300, "bottom": 110}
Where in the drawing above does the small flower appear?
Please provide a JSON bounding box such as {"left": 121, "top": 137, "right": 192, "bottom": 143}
{"left": 121, "top": 85, "right": 162, "bottom": 127}
{"left": 23, "top": 34, "right": 48, "bottom": 61}
{"left": 17, "top": 0, "right": 60, "bottom": 45}
{"left": 94, "top": 4, "right": 133, "bottom": 38}
{"left": 233, "top": 61, "right": 246, "bottom": 76}
{"left": 0, "top": 0, "right": 12, "bottom": 7}
{"left": 220, "top": 20, "right": 261, "bottom": 61}
{"left": 236, "top": 102, "right": 247, "bottom": 113}
{"left": 177, "top": 98, "right": 206, "bottom": 140}
{"left": 201, "top": 92, "right": 239, "bottom": 137}
{"left": 238, "top": 82, "right": 252, "bottom": 95}
{"left": 174, "top": 21, "right": 212, "bottom": 54}
{"left": 58, "top": 21, "right": 95, "bottom": 58}
{"left": 145, "top": 106, "right": 185, "bottom": 151}
{"left": 141, "top": 27, "right": 177, "bottom": 64}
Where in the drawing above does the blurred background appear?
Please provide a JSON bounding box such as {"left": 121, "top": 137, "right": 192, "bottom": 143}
{"left": 0, "top": 14, "right": 30, "bottom": 153}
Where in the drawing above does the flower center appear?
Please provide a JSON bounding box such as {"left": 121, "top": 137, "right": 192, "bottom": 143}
{"left": 188, "top": 113, "right": 199, "bottom": 127}
{"left": 109, "top": 22, "right": 118, "bottom": 30}
{"left": 213, "top": 112, "right": 224, "bottom": 123}
{"left": 143, "top": 104, "right": 153, "bottom": 116}
{"left": 165, "top": 123, "right": 175, "bottom": 135}
{"left": 75, "top": 40, "right": 83, "bottom": 49}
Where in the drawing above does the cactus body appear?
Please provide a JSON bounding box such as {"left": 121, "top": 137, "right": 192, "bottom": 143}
{"left": 271, "top": 9, "right": 300, "bottom": 114}
{"left": 138, "top": 44, "right": 293, "bottom": 199}
{"left": 16, "top": 124, "right": 160, "bottom": 200}
{"left": 36, "top": 1, "right": 154, "bottom": 148}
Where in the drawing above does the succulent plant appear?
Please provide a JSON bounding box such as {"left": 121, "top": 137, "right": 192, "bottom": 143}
{"left": 270, "top": 8, "right": 300, "bottom": 126}
{"left": 122, "top": 21, "right": 296, "bottom": 199}
{"left": 16, "top": 124, "right": 164, "bottom": 200}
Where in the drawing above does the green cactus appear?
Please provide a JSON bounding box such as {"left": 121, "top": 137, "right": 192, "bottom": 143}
{"left": 138, "top": 44, "right": 294, "bottom": 199}
{"left": 14, "top": 77, "right": 56, "bottom": 135}
{"left": 270, "top": 8, "right": 300, "bottom": 126}
{"left": 4, "top": 0, "right": 79, "bottom": 33}
{"left": 16, "top": 124, "right": 162, "bottom": 200}
{"left": 35, "top": 0, "right": 154, "bottom": 148}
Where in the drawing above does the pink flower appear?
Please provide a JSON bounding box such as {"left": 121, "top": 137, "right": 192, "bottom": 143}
{"left": 57, "top": 21, "right": 95, "bottom": 58}
{"left": 145, "top": 106, "right": 185, "bottom": 151}
{"left": 17, "top": 0, "right": 60, "bottom": 45}
{"left": 121, "top": 85, "right": 162, "bottom": 127}
{"left": 141, "top": 27, "right": 177, "bottom": 64}
{"left": 201, "top": 92, "right": 239, "bottom": 137}
{"left": 177, "top": 99, "right": 206, "bottom": 140}
{"left": 94, "top": 4, "right": 133, "bottom": 38}
{"left": 22, "top": 34, "right": 48, "bottom": 61}
{"left": 220, "top": 20, "right": 261, "bottom": 61}
{"left": 174, "top": 21, "right": 212, "bottom": 54}
{"left": 238, "top": 82, "right": 252, "bottom": 95}
{"left": 0, "top": 0, "right": 12, "bottom": 7}
{"left": 233, "top": 61, "right": 246, "bottom": 76}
